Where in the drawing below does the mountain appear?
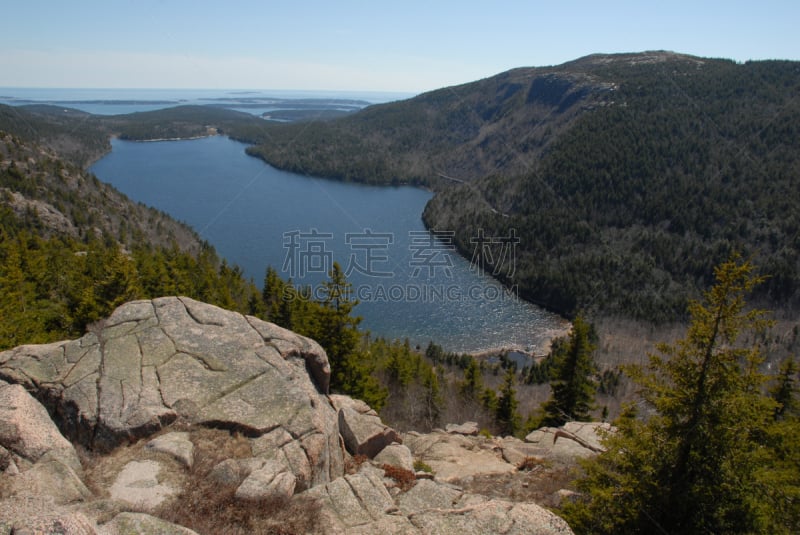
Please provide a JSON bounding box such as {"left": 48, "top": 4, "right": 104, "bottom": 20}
{"left": 245, "top": 60, "right": 611, "bottom": 186}
{"left": 251, "top": 52, "right": 800, "bottom": 321}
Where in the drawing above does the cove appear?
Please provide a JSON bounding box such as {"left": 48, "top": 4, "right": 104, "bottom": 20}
{"left": 90, "top": 136, "right": 568, "bottom": 354}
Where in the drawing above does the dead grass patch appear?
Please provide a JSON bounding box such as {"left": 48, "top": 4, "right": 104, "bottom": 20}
{"left": 78, "top": 430, "right": 188, "bottom": 499}
{"left": 152, "top": 426, "right": 321, "bottom": 534}
{"left": 517, "top": 456, "right": 548, "bottom": 471}
{"left": 80, "top": 425, "right": 320, "bottom": 533}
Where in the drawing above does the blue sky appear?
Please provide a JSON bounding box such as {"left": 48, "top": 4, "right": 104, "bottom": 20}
{"left": 1, "top": 0, "right": 798, "bottom": 93}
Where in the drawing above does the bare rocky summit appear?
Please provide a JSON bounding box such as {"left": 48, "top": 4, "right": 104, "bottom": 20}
{"left": 0, "top": 297, "right": 606, "bottom": 534}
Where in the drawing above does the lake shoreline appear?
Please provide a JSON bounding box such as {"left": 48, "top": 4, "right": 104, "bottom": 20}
{"left": 92, "top": 135, "right": 570, "bottom": 356}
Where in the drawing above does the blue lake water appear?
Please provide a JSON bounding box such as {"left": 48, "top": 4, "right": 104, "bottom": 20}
{"left": 90, "top": 136, "right": 568, "bottom": 354}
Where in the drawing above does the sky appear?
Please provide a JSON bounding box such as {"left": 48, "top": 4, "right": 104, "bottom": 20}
{"left": 1, "top": 0, "right": 798, "bottom": 94}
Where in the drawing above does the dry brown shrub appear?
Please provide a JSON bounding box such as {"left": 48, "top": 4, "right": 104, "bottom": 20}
{"left": 381, "top": 464, "right": 416, "bottom": 491}
{"left": 517, "top": 456, "right": 547, "bottom": 471}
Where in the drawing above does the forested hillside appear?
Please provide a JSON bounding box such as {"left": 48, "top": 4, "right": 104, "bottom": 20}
{"left": 248, "top": 59, "right": 615, "bottom": 186}
{"left": 0, "top": 103, "right": 272, "bottom": 167}
{"left": 428, "top": 55, "right": 800, "bottom": 320}
{"left": 0, "top": 104, "right": 111, "bottom": 166}
{"left": 252, "top": 52, "right": 800, "bottom": 321}
{"left": 0, "top": 130, "right": 263, "bottom": 347}
{"left": 103, "top": 105, "right": 271, "bottom": 143}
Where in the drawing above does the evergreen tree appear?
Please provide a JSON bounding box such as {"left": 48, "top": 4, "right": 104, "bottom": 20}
{"left": 313, "top": 262, "right": 387, "bottom": 410}
{"left": 424, "top": 341, "right": 445, "bottom": 365}
{"left": 386, "top": 339, "right": 415, "bottom": 387}
{"left": 496, "top": 367, "right": 521, "bottom": 436}
{"left": 772, "top": 356, "right": 798, "bottom": 420}
{"left": 262, "top": 266, "right": 283, "bottom": 318}
{"left": 419, "top": 364, "right": 443, "bottom": 428}
{"left": 313, "top": 262, "right": 361, "bottom": 376}
{"left": 97, "top": 245, "right": 141, "bottom": 310}
{"left": 481, "top": 387, "right": 498, "bottom": 413}
{"left": 459, "top": 358, "right": 484, "bottom": 401}
{"left": 541, "top": 315, "right": 597, "bottom": 426}
{"left": 563, "top": 258, "right": 799, "bottom": 534}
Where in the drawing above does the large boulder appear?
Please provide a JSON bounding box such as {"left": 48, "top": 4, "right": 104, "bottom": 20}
{"left": 408, "top": 496, "right": 574, "bottom": 534}
{"left": 561, "top": 421, "right": 614, "bottom": 452}
{"left": 0, "top": 381, "right": 91, "bottom": 505}
{"left": 5, "top": 454, "right": 92, "bottom": 504}
{"left": 145, "top": 432, "right": 194, "bottom": 468}
{"left": 497, "top": 436, "right": 549, "bottom": 467}
{"left": 234, "top": 459, "right": 297, "bottom": 501}
{"left": 524, "top": 422, "right": 614, "bottom": 463}
{"left": 0, "top": 297, "right": 345, "bottom": 487}
{"left": 395, "top": 478, "right": 463, "bottom": 515}
{"left": 374, "top": 443, "right": 414, "bottom": 473}
{"left": 305, "top": 464, "right": 410, "bottom": 534}
{"left": 0, "top": 500, "right": 97, "bottom": 535}
{"left": 331, "top": 395, "right": 400, "bottom": 458}
{"left": 445, "top": 421, "right": 479, "bottom": 436}
{"left": 0, "top": 381, "right": 82, "bottom": 473}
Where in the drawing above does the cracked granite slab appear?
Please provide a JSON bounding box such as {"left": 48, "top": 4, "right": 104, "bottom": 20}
{"left": 0, "top": 296, "right": 343, "bottom": 487}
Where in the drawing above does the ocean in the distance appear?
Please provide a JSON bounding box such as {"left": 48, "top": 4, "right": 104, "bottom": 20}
{"left": 90, "top": 136, "right": 568, "bottom": 354}
{"left": 0, "top": 87, "right": 413, "bottom": 115}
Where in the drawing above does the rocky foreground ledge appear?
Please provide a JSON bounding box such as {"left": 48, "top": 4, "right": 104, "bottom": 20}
{"left": 0, "top": 297, "right": 608, "bottom": 534}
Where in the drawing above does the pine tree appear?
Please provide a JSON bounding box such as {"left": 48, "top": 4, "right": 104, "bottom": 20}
{"left": 425, "top": 341, "right": 444, "bottom": 364}
{"left": 262, "top": 266, "right": 284, "bottom": 318}
{"left": 481, "top": 387, "right": 498, "bottom": 413}
{"left": 459, "top": 358, "right": 484, "bottom": 401}
{"left": 563, "top": 258, "right": 799, "bottom": 534}
{"left": 419, "top": 364, "right": 443, "bottom": 428}
{"left": 772, "top": 356, "right": 798, "bottom": 420}
{"left": 313, "top": 262, "right": 387, "bottom": 410}
{"left": 496, "top": 367, "right": 521, "bottom": 436}
{"left": 386, "top": 340, "right": 415, "bottom": 387}
{"left": 541, "top": 315, "right": 597, "bottom": 426}
{"left": 314, "top": 262, "right": 361, "bottom": 375}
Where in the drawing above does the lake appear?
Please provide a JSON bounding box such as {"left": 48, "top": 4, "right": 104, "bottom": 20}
{"left": 90, "top": 136, "right": 568, "bottom": 354}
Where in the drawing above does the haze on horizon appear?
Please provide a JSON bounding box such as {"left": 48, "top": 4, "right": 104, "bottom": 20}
{"left": 1, "top": 0, "right": 798, "bottom": 94}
